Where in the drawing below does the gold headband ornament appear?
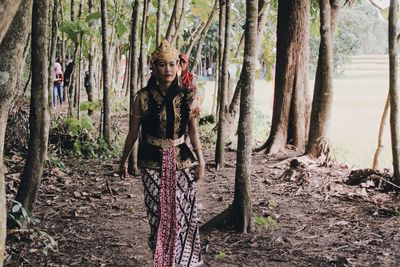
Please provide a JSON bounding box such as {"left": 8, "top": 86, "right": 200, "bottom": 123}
{"left": 151, "top": 40, "right": 179, "bottom": 63}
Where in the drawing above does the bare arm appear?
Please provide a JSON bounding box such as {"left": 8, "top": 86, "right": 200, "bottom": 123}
{"left": 119, "top": 95, "right": 141, "bottom": 176}
{"left": 188, "top": 115, "right": 205, "bottom": 180}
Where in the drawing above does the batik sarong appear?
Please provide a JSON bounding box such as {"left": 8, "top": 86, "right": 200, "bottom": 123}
{"left": 142, "top": 168, "right": 202, "bottom": 267}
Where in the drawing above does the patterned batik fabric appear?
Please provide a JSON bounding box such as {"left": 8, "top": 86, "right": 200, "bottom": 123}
{"left": 142, "top": 168, "right": 203, "bottom": 267}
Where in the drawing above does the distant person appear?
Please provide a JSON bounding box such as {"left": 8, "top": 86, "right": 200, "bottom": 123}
{"left": 64, "top": 58, "right": 74, "bottom": 88}
{"left": 179, "top": 53, "right": 201, "bottom": 117}
{"left": 53, "top": 60, "right": 64, "bottom": 108}
{"left": 84, "top": 70, "right": 90, "bottom": 92}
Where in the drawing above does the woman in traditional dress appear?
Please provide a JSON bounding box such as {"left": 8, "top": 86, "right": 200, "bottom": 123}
{"left": 119, "top": 40, "right": 204, "bottom": 267}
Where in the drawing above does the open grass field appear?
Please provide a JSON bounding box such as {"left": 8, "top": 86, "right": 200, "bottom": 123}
{"left": 200, "top": 55, "right": 392, "bottom": 169}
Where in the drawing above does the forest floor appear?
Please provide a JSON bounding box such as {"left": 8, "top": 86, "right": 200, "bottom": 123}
{"left": 5, "top": 147, "right": 400, "bottom": 267}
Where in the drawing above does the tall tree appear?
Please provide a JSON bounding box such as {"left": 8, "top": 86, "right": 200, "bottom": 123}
{"left": 388, "top": 0, "right": 400, "bottom": 182}
{"left": 100, "top": 0, "right": 110, "bottom": 145}
{"left": 0, "top": 0, "right": 32, "bottom": 261}
{"left": 215, "top": 0, "right": 229, "bottom": 168}
{"left": 0, "top": 0, "right": 23, "bottom": 44}
{"left": 165, "top": 0, "right": 183, "bottom": 42}
{"left": 156, "top": 0, "right": 162, "bottom": 46}
{"left": 306, "top": 0, "right": 339, "bottom": 162}
{"left": 139, "top": 0, "right": 149, "bottom": 88}
{"left": 87, "top": 0, "right": 95, "bottom": 116}
{"left": 128, "top": 0, "right": 140, "bottom": 175}
{"left": 257, "top": 0, "right": 310, "bottom": 154}
{"left": 48, "top": 0, "right": 59, "bottom": 109}
{"left": 202, "top": 0, "right": 258, "bottom": 233}
{"left": 15, "top": 0, "right": 50, "bottom": 212}
{"left": 231, "top": 0, "right": 258, "bottom": 232}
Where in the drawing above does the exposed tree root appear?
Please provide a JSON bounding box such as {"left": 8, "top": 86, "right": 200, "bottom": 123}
{"left": 346, "top": 168, "right": 399, "bottom": 191}
{"left": 307, "top": 137, "right": 336, "bottom": 167}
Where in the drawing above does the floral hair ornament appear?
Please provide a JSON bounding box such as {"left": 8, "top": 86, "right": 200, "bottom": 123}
{"left": 151, "top": 40, "right": 179, "bottom": 63}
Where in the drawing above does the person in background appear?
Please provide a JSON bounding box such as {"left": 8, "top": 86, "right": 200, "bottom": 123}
{"left": 53, "top": 59, "right": 64, "bottom": 108}
{"left": 179, "top": 53, "right": 201, "bottom": 118}
{"left": 119, "top": 40, "right": 204, "bottom": 267}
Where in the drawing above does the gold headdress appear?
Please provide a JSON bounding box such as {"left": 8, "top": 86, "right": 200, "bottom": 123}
{"left": 151, "top": 40, "right": 179, "bottom": 62}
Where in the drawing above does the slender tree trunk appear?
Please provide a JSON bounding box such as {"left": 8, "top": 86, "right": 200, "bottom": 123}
{"left": 372, "top": 93, "right": 390, "bottom": 170}
{"left": 306, "top": 0, "right": 338, "bottom": 158}
{"left": 0, "top": 0, "right": 23, "bottom": 44}
{"left": 190, "top": 0, "right": 218, "bottom": 71}
{"left": 71, "top": 0, "right": 75, "bottom": 21}
{"left": 201, "top": 0, "right": 257, "bottom": 233}
{"left": 170, "top": 0, "right": 185, "bottom": 46}
{"left": 0, "top": 0, "right": 32, "bottom": 260}
{"left": 128, "top": 0, "right": 140, "bottom": 175}
{"left": 87, "top": 0, "right": 94, "bottom": 116}
{"left": 48, "top": 0, "right": 58, "bottom": 109}
{"left": 60, "top": 2, "right": 66, "bottom": 100}
{"left": 165, "top": 0, "right": 182, "bottom": 42}
{"left": 388, "top": 0, "right": 400, "bottom": 182}
{"left": 156, "top": 0, "right": 162, "bottom": 46}
{"left": 100, "top": 0, "right": 110, "bottom": 145}
{"left": 231, "top": 0, "right": 257, "bottom": 233}
{"left": 216, "top": 0, "right": 225, "bottom": 118}
{"left": 185, "top": 21, "right": 205, "bottom": 56}
{"left": 77, "top": 34, "right": 83, "bottom": 119}
{"left": 225, "top": 0, "right": 272, "bottom": 142}
{"left": 16, "top": 0, "right": 50, "bottom": 212}
{"left": 215, "top": 0, "right": 228, "bottom": 168}
{"left": 139, "top": 0, "right": 149, "bottom": 88}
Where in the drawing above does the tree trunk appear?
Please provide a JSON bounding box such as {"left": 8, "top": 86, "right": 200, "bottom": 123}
{"left": 71, "top": 0, "right": 75, "bottom": 21}
{"left": 100, "top": 0, "right": 110, "bottom": 145}
{"left": 225, "top": 0, "right": 272, "bottom": 143}
{"left": 128, "top": 0, "right": 141, "bottom": 175}
{"left": 257, "top": 0, "right": 310, "bottom": 154}
{"left": 185, "top": 21, "right": 205, "bottom": 56}
{"left": 76, "top": 33, "right": 83, "bottom": 119}
{"left": 170, "top": 0, "right": 185, "bottom": 46}
{"left": 372, "top": 93, "right": 390, "bottom": 170}
{"left": 306, "top": 0, "right": 338, "bottom": 159}
{"left": 87, "top": 0, "right": 94, "bottom": 116}
{"left": 231, "top": 0, "right": 257, "bottom": 233}
{"left": 165, "top": 0, "right": 182, "bottom": 42}
{"left": 60, "top": 2, "right": 66, "bottom": 100}
{"left": 156, "top": 0, "right": 162, "bottom": 46}
{"left": 16, "top": 0, "right": 50, "bottom": 212}
{"left": 388, "top": 0, "right": 400, "bottom": 182}
{"left": 190, "top": 0, "right": 218, "bottom": 71}
{"left": 0, "top": 0, "right": 32, "bottom": 260}
{"left": 139, "top": 0, "right": 149, "bottom": 88}
{"left": 201, "top": 0, "right": 257, "bottom": 233}
{"left": 215, "top": 0, "right": 228, "bottom": 168}
{"left": 48, "top": 0, "right": 58, "bottom": 109}
{"left": 0, "top": 0, "right": 23, "bottom": 44}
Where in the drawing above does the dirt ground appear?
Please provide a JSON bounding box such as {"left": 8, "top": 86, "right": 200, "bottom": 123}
{"left": 5, "top": 148, "right": 400, "bottom": 267}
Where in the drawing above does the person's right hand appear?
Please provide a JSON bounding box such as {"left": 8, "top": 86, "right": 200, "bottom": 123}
{"left": 119, "top": 163, "right": 127, "bottom": 178}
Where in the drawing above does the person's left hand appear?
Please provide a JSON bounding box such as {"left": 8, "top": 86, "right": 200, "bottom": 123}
{"left": 194, "top": 162, "right": 205, "bottom": 181}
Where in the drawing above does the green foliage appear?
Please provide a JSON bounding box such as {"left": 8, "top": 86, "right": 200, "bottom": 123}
{"left": 214, "top": 251, "right": 226, "bottom": 261}
{"left": 80, "top": 100, "right": 103, "bottom": 112}
{"left": 8, "top": 200, "right": 40, "bottom": 228}
{"left": 46, "top": 153, "right": 66, "bottom": 170}
{"left": 253, "top": 214, "right": 279, "bottom": 232}
{"left": 50, "top": 115, "right": 120, "bottom": 159}
{"left": 198, "top": 120, "right": 216, "bottom": 149}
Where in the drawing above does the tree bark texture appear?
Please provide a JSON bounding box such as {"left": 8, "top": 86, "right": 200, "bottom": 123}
{"left": 215, "top": 0, "right": 228, "bottom": 168}
{"left": 306, "top": 0, "right": 337, "bottom": 156}
{"left": 388, "top": 0, "right": 400, "bottom": 182}
{"left": 258, "top": 0, "right": 310, "bottom": 154}
{"left": 190, "top": 0, "right": 218, "bottom": 71}
{"left": 0, "top": 0, "right": 32, "bottom": 262}
{"left": 165, "top": 0, "right": 183, "bottom": 43}
{"left": 0, "top": 0, "right": 22, "bottom": 44}
{"left": 87, "top": 0, "right": 94, "bottom": 116}
{"left": 225, "top": 0, "right": 272, "bottom": 143}
{"left": 231, "top": 0, "right": 258, "bottom": 233}
{"left": 128, "top": 0, "right": 140, "bottom": 175}
{"left": 156, "top": 0, "right": 162, "bottom": 46}
{"left": 100, "top": 0, "right": 110, "bottom": 145}
{"left": 372, "top": 93, "right": 390, "bottom": 170}
{"left": 16, "top": 0, "right": 50, "bottom": 212}
{"left": 139, "top": 0, "right": 149, "bottom": 88}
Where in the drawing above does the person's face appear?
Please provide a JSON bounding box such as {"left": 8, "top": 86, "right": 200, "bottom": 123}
{"left": 180, "top": 59, "right": 188, "bottom": 71}
{"left": 155, "top": 59, "right": 178, "bottom": 84}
